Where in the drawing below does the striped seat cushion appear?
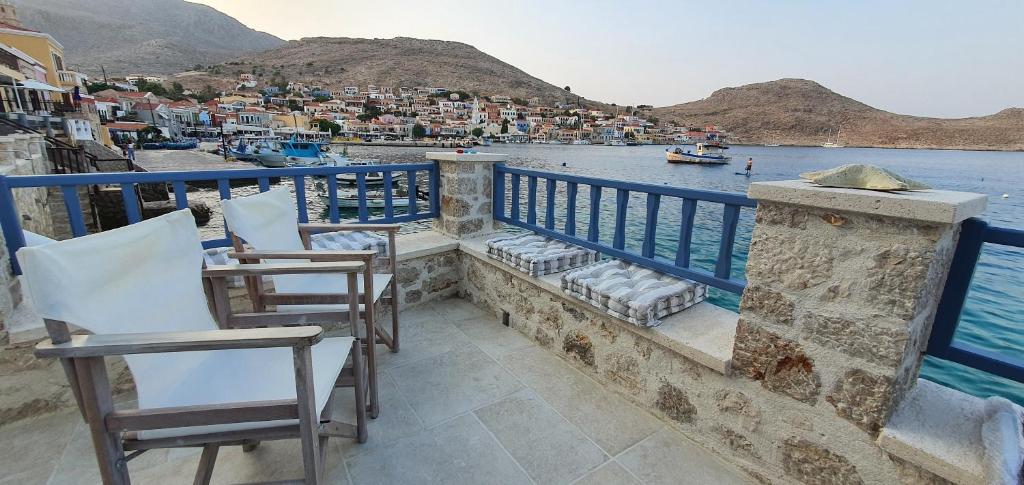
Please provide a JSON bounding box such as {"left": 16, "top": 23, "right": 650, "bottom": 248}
{"left": 561, "top": 260, "right": 707, "bottom": 327}
{"left": 202, "top": 247, "right": 244, "bottom": 288}
{"left": 486, "top": 233, "right": 599, "bottom": 277}
{"left": 309, "top": 230, "right": 388, "bottom": 257}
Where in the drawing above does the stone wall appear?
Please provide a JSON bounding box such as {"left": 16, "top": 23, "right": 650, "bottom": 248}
{"left": 396, "top": 249, "right": 461, "bottom": 307}
{"left": 0, "top": 134, "right": 55, "bottom": 341}
{"left": 460, "top": 247, "right": 956, "bottom": 485}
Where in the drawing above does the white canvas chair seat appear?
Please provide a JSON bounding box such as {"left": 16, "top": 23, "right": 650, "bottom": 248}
{"left": 137, "top": 337, "right": 352, "bottom": 440}
{"left": 273, "top": 273, "right": 393, "bottom": 313}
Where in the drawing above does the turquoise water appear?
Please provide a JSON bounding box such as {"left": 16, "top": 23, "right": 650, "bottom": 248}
{"left": 351, "top": 143, "right": 1024, "bottom": 404}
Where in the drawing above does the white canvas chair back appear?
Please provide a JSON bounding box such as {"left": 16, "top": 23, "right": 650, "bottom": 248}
{"left": 221, "top": 188, "right": 305, "bottom": 252}
{"left": 222, "top": 188, "right": 322, "bottom": 294}
{"left": 16, "top": 210, "right": 217, "bottom": 407}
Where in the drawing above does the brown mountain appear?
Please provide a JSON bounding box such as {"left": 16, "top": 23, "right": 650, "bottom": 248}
{"left": 654, "top": 79, "right": 1024, "bottom": 151}
{"left": 175, "top": 37, "right": 591, "bottom": 107}
{"left": 10, "top": 0, "right": 284, "bottom": 75}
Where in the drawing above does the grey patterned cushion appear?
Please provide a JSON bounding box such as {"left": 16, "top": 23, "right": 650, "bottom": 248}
{"left": 561, "top": 260, "right": 707, "bottom": 327}
{"left": 202, "top": 247, "right": 244, "bottom": 288}
{"left": 486, "top": 233, "right": 599, "bottom": 277}
{"left": 310, "top": 230, "right": 388, "bottom": 257}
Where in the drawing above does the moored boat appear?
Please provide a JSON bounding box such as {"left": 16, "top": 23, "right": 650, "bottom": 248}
{"left": 606, "top": 139, "right": 627, "bottom": 146}
{"left": 320, "top": 190, "right": 412, "bottom": 208}
{"left": 665, "top": 143, "right": 731, "bottom": 164}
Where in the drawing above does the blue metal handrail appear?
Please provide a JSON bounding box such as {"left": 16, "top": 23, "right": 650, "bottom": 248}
{"left": 492, "top": 165, "right": 756, "bottom": 294}
{"left": 0, "top": 163, "right": 440, "bottom": 274}
{"left": 926, "top": 218, "right": 1024, "bottom": 382}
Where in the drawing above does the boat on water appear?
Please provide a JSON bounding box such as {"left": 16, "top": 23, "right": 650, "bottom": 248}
{"left": 821, "top": 127, "right": 845, "bottom": 148}
{"left": 606, "top": 139, "right": 627, "bottom": 147}
{"left": 320, "top": 189, "right": 412, "bottom": 209}
{"left": 571, "top": 139, "right": 592, "bottom": 145}
{"left": 764, "top": 131, "right": 781, "bottom": 147}
{"left": 335, "top": 160, "right": 406, "bottom": 186}
{"left": 665, "top": 142, "right": 731, "bottom": 164}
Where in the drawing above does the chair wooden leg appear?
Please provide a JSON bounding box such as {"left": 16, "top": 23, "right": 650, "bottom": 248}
{"left": 365, "top": 304, "right": 379, "bottom": 419}
{"left": 76, "top": 357, "right": 131, "bottom": 485}
{"left": 192, "top": 444, "right": 219, "bottom": 485}
{"left": 389, "top": 281, "right": 400, "bottom": 353}
{"left": 293, "top": 345, "right": 323, "bottom": 485}
{"left": 352, "top": 339, "right": 368, "bottom": 443}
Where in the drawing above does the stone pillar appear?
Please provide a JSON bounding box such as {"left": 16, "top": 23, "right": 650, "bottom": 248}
{"left": 426, "top": 151, "right": 508, "bottom": 239}
{"left": 732, "top": 180, "right": 986, "bottom": 434}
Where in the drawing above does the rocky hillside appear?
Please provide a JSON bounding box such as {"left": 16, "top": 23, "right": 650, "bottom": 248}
{"left": 10, "top": 0, "right": 284, "bottom": 75}
{"left": 654, "top": 79, "right": 1024, "bottom": 151}
{"left": 177, "top": 37, "right": 591, "bottom": 107}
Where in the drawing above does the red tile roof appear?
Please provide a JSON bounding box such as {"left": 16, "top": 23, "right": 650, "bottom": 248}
{"left": 0, "top": 21, "right": 38, "bottom": 33}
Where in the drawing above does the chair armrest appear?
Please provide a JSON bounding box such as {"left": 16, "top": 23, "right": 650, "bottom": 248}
{"left": 298, "top": 223, "right": 400, "bottom": 234}
{"left": 203, "top": 261, "right": 365, "bottom": 276}
{"left": 227, "top": 250, "right": 376, "bottom": 263}
{"left": 34, "top": 327, "right": 324, "bottom": 359}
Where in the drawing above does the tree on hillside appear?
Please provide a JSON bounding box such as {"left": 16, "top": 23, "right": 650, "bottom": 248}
{"left": 86, "top": 82, "right": 124, "bottom": 94}
{"left": 471, "top": 127, "right": 484, "bottom": 137}
{"left": 500, "top": 120, "right": 509, "bottom": 134}
{"left": 191, "top": 84, "right": 219, "bottom": 103}
{"left": 314, "top": 119, "right": 341, "bottom": 136}
{"left": 412, "top": 123, "right": 426, "bottom": 139}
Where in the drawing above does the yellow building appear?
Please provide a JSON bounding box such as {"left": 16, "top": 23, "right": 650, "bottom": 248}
{"left": 0, "top": 2, "right": 69, "bottom": 89}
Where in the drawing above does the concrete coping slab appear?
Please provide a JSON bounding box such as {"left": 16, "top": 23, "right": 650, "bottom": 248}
{"left": 878, "top": 378, "right": 986, "bottom": 484}
{"left": 748, "top": 179, "right": 987, "bottom": 224}
{"left": 425, "top": 152, "right": 509, "bottom": 163}
{"left": 459, "top": 234, "right": 737, "bottom": 375}
{"left": 394, "top": 230, "right": 459, "bottom": 261}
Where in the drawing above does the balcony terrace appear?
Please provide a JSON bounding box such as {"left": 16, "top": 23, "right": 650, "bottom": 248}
{"left": 0, "top": 144, "right": 1018, "bottom": 485}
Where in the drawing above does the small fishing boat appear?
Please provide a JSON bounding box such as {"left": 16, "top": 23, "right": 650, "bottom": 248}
{"left": 335, "top": 160, "right": 406, "bottom": 186}
{"left": 606, "top": 139, "right": 627, "bottom": 147}
{"left": 665, "top": 143, "right": 731, "bottom": 164}
{"left": 571, "top": 139, "right": 592, "bottom": 145}
{"left": 320, "top": 190, "right": 412, "bottom": 209}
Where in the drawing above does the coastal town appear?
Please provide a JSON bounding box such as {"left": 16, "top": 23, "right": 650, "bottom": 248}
{"left": 0, "top": 3, "right": 724, "bottom": 155}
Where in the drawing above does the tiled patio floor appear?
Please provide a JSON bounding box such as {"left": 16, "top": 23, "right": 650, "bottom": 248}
{"left": 0, "top": 298, "right": 754, "bottom": 485}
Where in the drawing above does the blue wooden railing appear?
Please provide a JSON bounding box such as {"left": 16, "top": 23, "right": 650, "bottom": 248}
{"left": 0, "top": 164, "right": 439, "bottom": 274}
{"left": 927, "top": 218, "right": 1024, "bottom": 382}
{"left": 492, "top": 165, "right": 757, "bottom": 294}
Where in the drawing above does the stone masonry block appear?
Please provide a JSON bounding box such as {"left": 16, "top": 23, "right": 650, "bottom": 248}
{"left": 781, "top": 437, "right": 864, "bottom": 485}
{"left": 732, "top": 319, "right": 821, "bottom": 404}
{"left": 802, "top": 312, "right": 908, "bottom": 366}
{"left": 740, "top": 285, "right": 795, "bottom": 326}
{"left": 826, "top": 368, "right": 895, "bottom": 434}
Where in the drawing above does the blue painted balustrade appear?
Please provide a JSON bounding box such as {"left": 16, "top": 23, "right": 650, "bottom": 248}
{"left": 492, "top": 164, "right": 757, "bottom": 294}
{"left": 0, "top": 164, "right": 439, "bottom": 274}
{"left": 927, "top": 218, "right": 1024, "bottom": 382}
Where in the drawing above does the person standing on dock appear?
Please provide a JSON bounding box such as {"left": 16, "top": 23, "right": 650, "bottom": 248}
{"left": 126, "top": 144, "right": 135, "bottom": 163}
{"left": 745, "top": 157, "right": 753, "bottom": 176}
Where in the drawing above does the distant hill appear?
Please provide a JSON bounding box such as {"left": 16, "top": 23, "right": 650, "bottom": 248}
{"left": 654, "top": 79, "right": 1024, "bottom": 151}
{"left": 10, "top": 0, "right": 284, "bottom": 75}
{"left": 175, "top": 37, "right": 592, "bottom": 107}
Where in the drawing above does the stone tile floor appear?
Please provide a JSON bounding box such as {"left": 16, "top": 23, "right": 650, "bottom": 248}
{"left": 0, "top": 298, "right": 754, "bottom": 485}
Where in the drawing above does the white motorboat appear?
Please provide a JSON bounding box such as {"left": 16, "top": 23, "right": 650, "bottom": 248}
{"left": 320, "top": 190, "right": 412, "bottom": 208}
{"left": 665, "top": 143, "right": 731, "bottom": 164}
{"left": 607, "top": 139, "right": 627, "bottom": 146}
{"left": 335, "top": 160, "right": 406, "bottom": 186}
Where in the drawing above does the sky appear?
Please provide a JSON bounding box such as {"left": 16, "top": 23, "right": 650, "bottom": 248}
{"left": 189, "top": 0, "right": 1023, "bottom": 118}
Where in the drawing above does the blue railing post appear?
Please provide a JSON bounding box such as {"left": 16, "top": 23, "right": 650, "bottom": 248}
{"left": 493, "top": 164, "right": 505, "bottom": 221}
{"left": 429, "top": 164, "right": 440, "bottom": 217}
{"left": 0, "top": 175, "right": 26, "bottom": 274}
{"left": 927, "top": 218, "right": 988, "bottom": 358}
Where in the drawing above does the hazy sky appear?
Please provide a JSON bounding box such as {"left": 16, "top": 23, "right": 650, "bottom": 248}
{"left": 189, "top": 0, "right": 1022, "bottom": 118}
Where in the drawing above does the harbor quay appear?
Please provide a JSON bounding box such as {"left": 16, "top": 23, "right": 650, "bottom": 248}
{"left": 0, "top": 141, "right": 1009, "bottom": 484}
